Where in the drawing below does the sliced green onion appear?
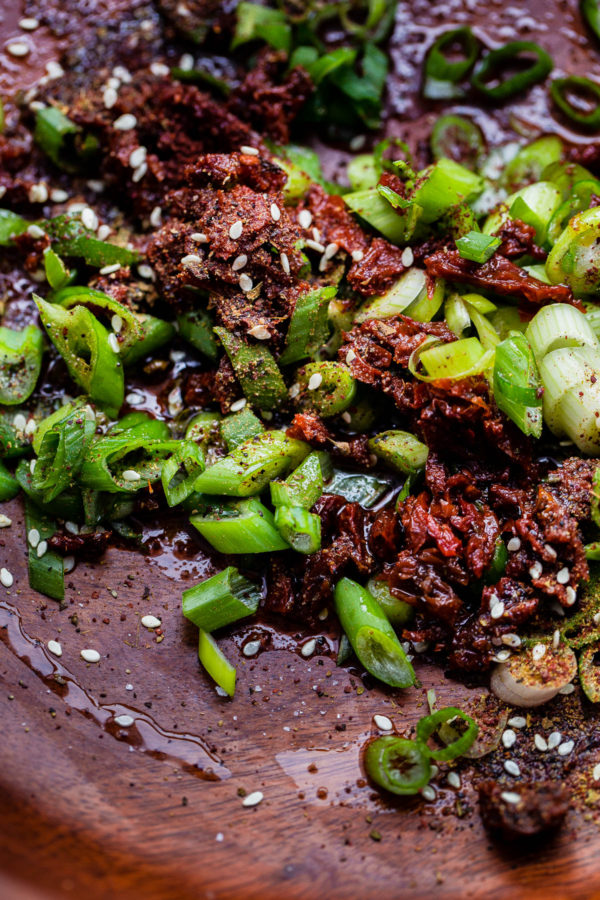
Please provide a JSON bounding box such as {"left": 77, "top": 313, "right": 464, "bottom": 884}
{"left": 582, "top": 0, "right": 600, "bottom": 42}
{"left": 405, "top": 276, "right": 445, "bottom": 323}
{"left": 34, "top": 106, "right": 94, "bottom": 173}
{"left": 538, "top": 346, "right": 600, "bottom": 435}
{"left": 276, "top": 145, "right": 322, "bottom": 200}
{"left": 190, "top": 498, "right": 289, "bottom": 554}
{"left": 366, "top": 576, "right": 414, "bottom": 626}
{"left": 550, "top": 76, "right": 600, "bottom": 129}
{"left": 177, "top": 309, "right": 218, "bottom": 360}
{"left": 325, "top": 470, "right": 393, "bottom": 507}
{"left": 347, "top": 154, "right": 380, "bottom": 191}
{"left": 194, "top": 430, "right": 309, "bottom": 496}
{"left": 493, "top": 331, "right": 542, "bottom": 438}
{"left": 423, "top": 27, "right": 479, "bottom": 99}
{"left": 161, "top": 441, "right": 205, "bottom": 507}
{"left": 215, "top": 327, "right": 287, "bottom": 411}
{"left": 182, "top": 566, "right": 260, "bottom": 631}
{"left": 344, "top": 188, "right": 422, "bottom": 244}
{"left": 585, "top": 542, "right": 600, "bottom": 561}
{"left": 232, "top": 1, "right": 291, "bottom": 52}
{"left": 461, "top": 292, "right": 497, "bottom": 314}
{"left": 198, "top": 629, "right": 236, "bottom": 697}
{"left": 546, "top": 206, "right": 600, "bottom": 294}
{"left": 364, "top": 736, "right": 431, "bottom": 795}
{"left": 220, "top": 407, "right": 264, "bottom": 451}
{"left": 274, "top": 505, "right": 321, "bottom": 554}
{"left": 525, "top": 302, "right": 599, "bottom": 362}
{"left": 547, "top": 179, "right": 600, "bottom": 245}
{"left": 15, "top": 459, "right": 82, "bottom": 521}
{"left": 34, "top": 296, "right": 124, "bottom": 417}
{"left": 43, "top": 248, "right": 71, "bottom": 290}
{"left": 416, "top": 707, "right": 478, "bottom": 761}
{"left": 444, "top": 293, "right": 471, "bottom": 338}
{"left": 456, "top": 230, "right": 500, "bottom": 263}
{"left": 0, "top": 324, "right": 44, "bottom": 405}
{"left": 81, "top": 434, "right": 180, "bottom": 492}
{"left": 471, "top": 41, "right": 553, "bottom": 101}
{"left": 484, "top": 538, "right": 508, "bottom": 585}
{"left": 32, "top": 407, "right": 96, "bottom": 502}
{"left": 484, "top": 182, "right": 563, "bottom": 245}
{"left": 368, "top": 430, "right": 428, "bottom": 475}
{"left": 501, "top": 136, "right": 564, "bottom": 191}
{"left": 25, "top": 500, "right": 64, "bottom": 602}
{"left": 410, "top": 158, "right": 485, "bottom": 225}
{"left": 279, "top": 285, "right": 337, "bottom": 366}
{"left": 0, "top": 415, "right": 29, "bottom": 459}
{"left": 430, "top": 115, "right": 485, "bottom": 168}
{"left": 554, "top": 377, "right": 600, "bottom": 453}
{"left": 0, "top": 460, "right": 19, "bottom": 501}
{"left": 464, "top": 300, "right": 501, "bottom": 351}
{"left": 294, "top": 361, "right": 356, "bottom": 418}
{"left": 334, "top": 577, "right": 416, "bottom": 688}
{"left": 186, "top": 412, "right": 222, "bottom": 449}
{"left": 355, "top": 268, "right": 427, "bottom": 323}
{"left": 409, "top": 336, "right": 493, "bottom": 382}
{"left": 270, "top": 451, "right": 325, "bottom": 509}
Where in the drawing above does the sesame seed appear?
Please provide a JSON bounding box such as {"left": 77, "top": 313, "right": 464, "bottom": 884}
{"left": 529, "top": 562, "right": 543, "bottom": 580}
{"left": 401, "top": 247, "right": 414, "bottom": 267}
{"left": 341, "top": 411, "right": 352, "bottom": 423}
{"left": 67, "top": 519, "right": 81, "bottom": 535}
{"left": 281, "top": 252, "right": 290, "bottom": 275}
{"left": 114, "top": 714, "right": 135, "bottom": 727}
{"left": 229, "top": 220, "right": 243, "bottom": 240}
{"left": 108, "top": 333, "right": 120, "bottom": 354}
{"left": 107, "top": 77, "right": 121, "bottom": 89}
{"left": 289, "top": 383, "right": 300, "bottom": 399}
{"left": 132, "top": 162, "right": 147, "bottom": 183}
{"left": 547, "top": 731, "right": 562, "bottom": 750}
{"left": 447, "top": 771, "right": 461, "bottom": 788}
{"left": 99, "top": 263, "right": 121, "bottom": 275}
{"left": 97, "top": 224, "right": 111, "bottom": 241}
{"left": 47, "top": 640, "right": 62, "bottom": 657}
{"left": 565, "top": 586, "right": 577, "bottom": 606}
{"left": 534, "top": 734, "right": 548, "bottom": 751}
{"left": 0, "top": 568, "right": 14, "bottom": 588}
{"left": 305, "top": 239, "right": 326, "bottom": 253}
{"left": 7, "top": 41, "right": 30, "bottom": 58}
{"left": 494, "top": 649, "right": 511, "bottom": 662}
{"left": 490, "top": 600, "right": 505, "bottom": 619}
{"left": 215, "top": 686, "right": 228, "bottom": 697}
{"left": 421, "top": 785, "right": 436, "bottom": 801}
{"left": 125, "top": 683, "right": 134, "bottom": 690}
{"left": 559, "top": 683, "right": 575, "bottom": 695}
{"left": 50, "top": 188, "right": 69, "bottom": 203}
{"left": 552, "top": 629, "right": 561, "bottom": 649}
{"left": 24, "top": 418, "right": 36, "bottom": 436}
{"left": 63, "top": 556, "right": 75, "bottom": 573}
{"left": 137, "top": 263, "right": 154, "bottom": 280}
{"left": 351, "top": 249, "right": 364, "bottom": 262}
{"left": 46, "top": 61, "right": 65, "bottom": 80}
{"left": 346, "top": 349, "right": 357, "bottom": 364}
{"left": 191, "top": 232, "right": 208, "bottom": 243}
{"left": 28, "top": 528, "right": 40, "bottom": 548}
{"left": 594, "top": 612, "right": 600, "bottom": 625}
{"left": 556, "top": 567, "right": 570, "bottom": 584}
{"left": 150, "top": 205, "right": 162, "bottom": 227}
{"left": 239, "top": 273, "right": 253, "bottom": 292}
{"left": 81, "top": 649, "right": 101, "bottom": 663}
{"left": 141, "top": 615, "right": 161, "bottom": 629}
{"left": 532, "top": 643, "right": 546, "bottom": 661}
{"left": 19, "top": 18, "right": 39, "bottom": 30}
{"left": 593, "top": 763, "right": 600, "bottom": 781}
{"left": 126, "top": 392, "right": 144, "bottom": 405}
{"left": 317, "top": 608, "right": 328, "bottom": 621}
{"left": 349, "top": 134, "right": 366, "bottom": 151}
{"left": 242, "top": 791, "right": 264, "bottom": 808}
{"left": 243, "top": 640, "right": 261, "bottom": 657}
{"left": 504, "top": 760, "right": 520, "bottom": 776}
{"left": 373, "top": 714, "right": 393, "bottom": 731}
{"left": 232, "top": 254, "right": 248, "bottom": 271}
{"left": 36, "top": 540, "right": 48, "bottom": 558}
{"left": 111, "top": 314, "right": 123, "bottom": 333}
{"left": 179, "top": 53, "right": 194, "bottom": 71}
{"left": 216, "top": 832, "right": 224, "bottom": 842}
{"left": 81, "top": 208, "right": 99, "bottom": 231}
{"left": 29, "top": 183, "right": 48, "bottom": 203}
{"left": 30, "top": 459, "right": 36, "bottom": 474}
{"left": 240, "top": 145, "right": 259, "bottom": 156}
{"left": 113, "top": 66, "right": 132, "bottom": 83}
{"left": 301, "top": 639, "right": 317, "bottom": 658}
{"left": 27, "top": 224, "right": 45, "bottom": 239}
{"left": 122, "top": 469, "right": 141, "bottom": 482}
{"left": 248, "top": 324, "right": 270, "bottom": 340}
{"left": 502, "top": 633, "right": 521, "bottom": 648}
{"left": 113, "top": 113, "right": 137, "bottom": 131}
{"left": 502, "top": 729, "right": 516, "bottom": 749}
{"left": 324, "top": 242, "right": 339, "bottom": 260}
{"left": 270, "top": 203, "right": 281, "bottom": 222}
{"left": 507, "top": 537, "right": 521, "bottom": 552}
{"left": 13, "top": 413, "right": 26, "bottom": 432}
{"left": 298, "top": 209, "right": 312, "bottom": 229}
{"left": 168, "top": 386, "right": 183, "bottom": 415}
{"left": 181, "top": 254, "right": 202, "bottom": 267}
{"left": 103, "top": 87, "right": 118, "bottom": 109}
{"left": 508, "top": 715, "right": 527, "bottom": 728}
{"left": 0, "top": 515, "right": 12, "bottom": 527}
{"left": 544, "top": 543, "right": 557, "bottom": 560}
{"left": 129, "top": 146, "right": 147, "bottom": 168}
{"left": 151, "top": 62, "right": 170, "bottom": 77}
{"left": 501, "top": 791, "right": 521, "bottom": 805}
{"left": 230, "top": 398, "right": 247, "bottom": 412}
{"left": 308, "top": 373, "right": 323, "bottom": 391}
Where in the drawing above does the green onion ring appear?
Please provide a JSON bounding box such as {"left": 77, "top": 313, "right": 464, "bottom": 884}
{"left": 550, "top": 76, "right": 600, "bottom": 128}
{"left": 471, "top": 41, "right": 553, "bottom": 102}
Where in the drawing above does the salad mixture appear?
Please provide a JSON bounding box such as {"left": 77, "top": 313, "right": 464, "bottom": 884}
{"left": 3, "top": 0, "right": 600, "bottom": 839}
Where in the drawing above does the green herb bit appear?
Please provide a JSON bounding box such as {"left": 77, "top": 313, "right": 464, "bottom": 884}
{"left": 0, "top": 460, "right": 19, "bottom": 501}
{"left": 177, "top": 308, "right": 218, "bottom": 360}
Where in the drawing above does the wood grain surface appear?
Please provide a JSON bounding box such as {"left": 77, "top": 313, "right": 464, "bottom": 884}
{"left": 2, "top": 1, "right": 600, "bottom": 898}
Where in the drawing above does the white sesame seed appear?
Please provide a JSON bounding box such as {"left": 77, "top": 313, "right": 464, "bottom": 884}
{"left": 132, "top": 162, "right": 147, "bottom": 183}
{"left": 191, "top": 232, "right": 208, "bottom": 243}
{"left": 494, "top": 649, "right": 511, "bottom": 662}
{"left": 114, "top": 714, "right": 134, "bottom": 727}
{"left": 508, "top": 716, "right": 527, "bottom": 729}
{"left": 29, "top": 183, "right": 48, "bottom": 203}
{"left": 534, "top": 734, "right": 548, "bottom": 751}
{"left": 594, "top": 763, "right": 600, "bottom": 781}
{"left": 215, "top": 685, "right": 229, "bottom": 697}
{"left": 113, "top": 66, "right": 132, "bottom": 83}
{"left": 111, "top": 314, "right": 123, "bottom": 334}
{"left": 27, "top": 224, "right": 45, "bottom": 239}
{"left": 230, "top": 398, "right": 247, "bottom": 412}
{"left": 181, "top": 254, "right": 202, "bottom": 267}
{"left": 0, "top": 186, "right": 7, "bottom": 199}
{"left": 544, "top": 543, "right": 557, "bottom": 560}
{"left": 28, "top": 528, "right": 40, "bottom": 548}
{"left": 137, "top": 263, "right": 154, "bottom": 280}
{"left": 179, "top": 53, "right": 194, "bottom": 71}
{"left": 349, "top": 134, "right": 366, "bottom": 151}
{"left": 547, "top": 731, "right": 562, "bottom": 750}
{"left": 150, "top": 205, "right": 162, "bottom": 227}
{"left": 239, "top": 273, "right": 253, "bottom": 292}
{"left": 216, "top": 832, "right": 224, "bottom": 842}
{"left": 36, "top": 540, "right": 48, "bottom": 558}
{"left": 351, "top": 249, "right": 364, "bottom": 262}
{"left": 99, "top": 263, "right": 121, "bottom": 275}
{"left": 0, "top": 515, "right": 12, "bottom": 528}
{"left": 552, "top": 629, "right": 561, "bottom": 650}
{"left": 81, "top": 649, "right": 101, "bottom": 663}
{"left": 529, "top": 562, "right": 543, "bottom": 580}
{"left": 301, "top": 638, "right": 317, "bottom": 658}
{"left": 248, "top": 324, "right": 270, "bottom": 340}
{"left": 281, "top": 252, "right": 290, "bottom": 275}
{"left": 232, "top": 254, "right": 248, "bottom": 271}
{"left": 401, "top": 247, "right": 414, "bottom": 267}
{"left": 298, "top": 209, "right": 312, "bottom": 229}
{"left": 507, "top": 536, "right": 521, "bottom": 552}
{"left": 229, "top": 220, "right": 243, "bottom": 240}
{"left": 532, "top": 643, "right": 546, "bottom": 661}
{"left": 50, "top": 188, "right": 69, "bottom": 203}
{"left": 103, "top": 87, "right": 118, "bottom": 109}
{"left": 167, "top": 386, "right": 183, "bottom": 415}
{"left": 125, "top": 683, "right": 134, "bottom": 691}
{"left": 501, "top": 791, "right": 521, "bottom": 805}
{"left": 81, "top": 208, "right": 99, "bottom": 231}
{"left": 7, "top": 41, "right": 30, "bottom": 58}
{"left": 373, "top": 714, "right": 393, "bottom": 731}
{"left": 556, "top": 567, "right": 570, "bottom": 584}
{"left": 240, "top": 145, "right": 259, "bottom": 156}
{"left": 113, "top": 113, "right": 137, "bottom": 131}
{"left": 502, "top": 729, "right": 516, "bottom": 749}
{"left": 289, "top": 383, "right": 300, "bottom": 399}
{"left": 141, "top": 615, "right": 161, "bottom": 629}
{"left": 97, "top": 224, "right": 111, "bottom": 241}
{"left": 565, "top": 586, "right": 577, "bottom": 606}
{"left": 421, "top": 785, "right": 436, "bottom": 801}
{"left": 47, "top": 639, "right": 62, "bottom": 657}
{"left": 242, "top": 791, "right": 264, "bottom": 808}
{"left": 317, "top": 607, "right": 328, "bottom": 621}
{"left": 106, "top": 77, "right": 121, "bottom": 90}
{"left": 502, "top": 633, "right": 521, "bottom": 648}
{"left": 151, "top": 62, "right": 170, "bottom": 77}
{"left": 19, "top": 17, "right": 39, "bottom": 30}
{"left": 243, "top": 640, "right": 261, "bottom": 657}
{"left": 308, "top": 373, "right": 323, "bottom": 391}
{"left": 559, "top": 683, "right": 575, "bottom": 695}
{"left": 341, "top": 411, "right": 352, "bottom": 423}
{"left": 324, "top": 242, "right": 339, "bottom": 260}
{"left": 346, "top": 349, "right": 357, "bottom": 364}
{"left": 129, "top": 146, "right": 147, "bottom": 169}
{"left": 305, "top": 239, "right": 326, "bottom": 253}
{"left": 122, "top": 469, "right": 141, "bottom": 482}
{"left": 13, "top": 413, "right": 27, "bottom": 432}
{"left": 30, "top": 459, "right": 36, "bottom": 474}
{"left": 24, "top": 418, "right": 37, "bottom": 436}
{"left": 87, "top": 179, "right": 104, "bottom": 193}
{"left": 108, "top": 333, "right": 120, "bottom": 354}
{"left": 270, "top": 203, "right": 281, "bottom": 222}
{"left": 490, "top": 601, "right": 505, "bottom": 619}
{"left": 594, "top": 612, "right": 600, "bottom": 626}
{"left": 126, "top": 392, "right": 144, "bottom": 405}
{"left": 442, "top": 771, "right": 459, "bottom": 789}
{"left": 0, "top": 568, "right": 14, "bottom": 588}
{"left": 504, "top": 760, "right": 520, "bottom": 776}
{"left": 63, "top": 556, "right": 75, "bottom": 573}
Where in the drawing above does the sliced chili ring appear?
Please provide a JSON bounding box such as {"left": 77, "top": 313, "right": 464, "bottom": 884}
{"left": 550, "top": 76, "right": 600, "bottom": 129}
{"left": 471, "top": 41, "right": 553, "bottom": 102}
{"left": 364, "top": 736, "right": 431, "bottom": 795}
{"left": 416, "top": 707, "right": 478, "bottom": 761}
